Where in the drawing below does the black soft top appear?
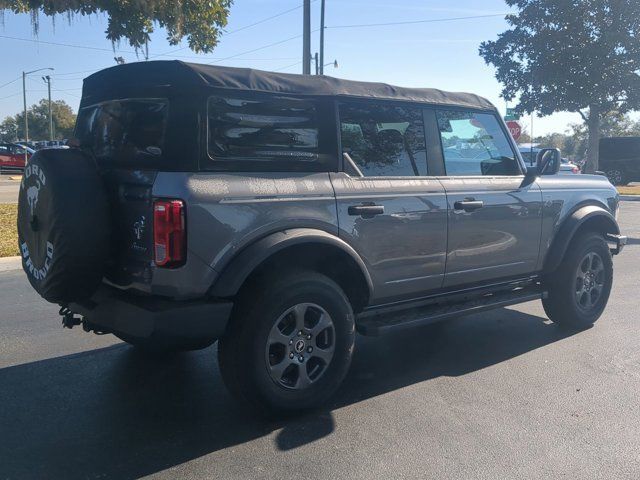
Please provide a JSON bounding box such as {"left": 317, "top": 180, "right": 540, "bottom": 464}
{"left": 82, "top": 60, "right": 496, "bottom": 111}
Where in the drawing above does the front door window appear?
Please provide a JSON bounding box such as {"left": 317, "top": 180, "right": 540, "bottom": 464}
{"left": 437, "top": 110, "right": 521, "bottom": 176}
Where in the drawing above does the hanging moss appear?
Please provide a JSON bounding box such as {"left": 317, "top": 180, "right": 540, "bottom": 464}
{"left": 0, "top": 1, "right": 233, "bottom": 53}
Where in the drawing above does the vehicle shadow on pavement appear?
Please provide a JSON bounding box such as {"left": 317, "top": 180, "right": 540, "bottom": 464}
{"left": 0, "top": 307, "right": 574, "bottom": 479}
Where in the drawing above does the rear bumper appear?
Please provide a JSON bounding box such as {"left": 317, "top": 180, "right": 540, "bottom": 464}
{"left": 69, "top": 285, "right": 233, "bottom": 340}
{"left": 606, "top": 233, "right": 627, "bottom": 255}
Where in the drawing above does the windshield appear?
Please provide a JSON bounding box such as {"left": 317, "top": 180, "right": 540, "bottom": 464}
{"left": 75, "top": 98, "right": 168, "bottom": 166}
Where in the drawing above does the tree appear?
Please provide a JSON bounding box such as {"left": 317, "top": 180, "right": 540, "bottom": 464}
{"left": 0, "top": 116, "right": 18, "bottom": 142}
{"left": 0, "top": 0, "right": 233, "bottom": 53}
{"left": 479, "top": 1, "right": 640, "bottom": 172}
{"left": 0, "top": 99, "right": 76, "bottom": 141}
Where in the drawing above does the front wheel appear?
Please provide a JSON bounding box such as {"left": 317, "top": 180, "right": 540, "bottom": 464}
{"left": 218, "top": 271, "right": 355, "bottom": 415}
{"left": 542, "top": 233, "right": 613, "bottom": 330}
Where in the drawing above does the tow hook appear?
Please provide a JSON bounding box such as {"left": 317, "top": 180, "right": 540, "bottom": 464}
{"left": 58, "top": 306, "right": 109, "bottom": 335}
{"left": 59, "top": 307, "right": 82, "bottom": 329}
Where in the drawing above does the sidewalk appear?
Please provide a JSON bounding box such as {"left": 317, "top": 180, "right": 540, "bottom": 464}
{"left": 0, "top": 256, "right": 21, "bottom": 272}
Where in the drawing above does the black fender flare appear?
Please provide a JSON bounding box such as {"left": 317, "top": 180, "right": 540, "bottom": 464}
{"left": 543, "top": 205, "right": 620, "bottom": 273}
{"left": 210, "top": 228, "right": 374, "bottom": 298}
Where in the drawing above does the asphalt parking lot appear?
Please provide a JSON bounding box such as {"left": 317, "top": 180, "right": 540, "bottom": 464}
{"left": 1, "top": 202, "right": 639, "bottom": 480}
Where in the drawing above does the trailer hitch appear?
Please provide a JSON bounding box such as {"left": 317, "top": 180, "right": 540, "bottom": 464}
{"left": 59, "top": 307, "right": 82, "bottom": 329}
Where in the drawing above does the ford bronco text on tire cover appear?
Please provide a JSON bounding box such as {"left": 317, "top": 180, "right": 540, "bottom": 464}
{"left": 17, "top": 61, "right": 627, "bottom": 414}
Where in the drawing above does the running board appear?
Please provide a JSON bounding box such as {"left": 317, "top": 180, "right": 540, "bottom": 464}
{"left": 356, "top": 286, "right": 547, "bottom": 336}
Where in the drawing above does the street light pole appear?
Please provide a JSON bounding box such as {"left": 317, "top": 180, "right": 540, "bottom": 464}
{"left": 43, "top": 75, "right": 53, "bottom": 141}
{"left": 21, "top": 67, "right": 54, "bottom": 160}
{"left": 22, "top": 72, "right": 28, "bottom": 152}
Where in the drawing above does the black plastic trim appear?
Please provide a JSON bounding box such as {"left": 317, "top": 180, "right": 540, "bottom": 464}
{"left": 69, "top": 285, "right": 233, "bottom": 340}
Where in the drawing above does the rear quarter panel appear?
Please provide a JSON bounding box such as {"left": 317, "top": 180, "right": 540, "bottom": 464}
{"left": 535, "top": 174, "right": 619, "bottom": 271}
{"left": 152, "top": 171, "right": 338, "bottom": 299}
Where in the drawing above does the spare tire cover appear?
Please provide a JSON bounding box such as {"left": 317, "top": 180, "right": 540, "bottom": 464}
{"left": 17, "top": 149, "right": 110, "bottom": 304}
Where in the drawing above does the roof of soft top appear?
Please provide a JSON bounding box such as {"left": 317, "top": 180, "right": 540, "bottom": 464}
{"left": 82, "top": 60, "right": 496, "bottom": 111}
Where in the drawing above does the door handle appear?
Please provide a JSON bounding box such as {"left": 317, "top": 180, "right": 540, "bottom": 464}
{"left": 348, "top": 204, "right": 385, "bottom": 218}
{"left": 454, "top": 199, "right": 484, "bottom": 212}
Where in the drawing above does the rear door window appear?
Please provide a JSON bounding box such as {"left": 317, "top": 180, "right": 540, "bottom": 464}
{"left": 437, "top": 110, "right": 520, "bottom": 176}
{"left": 207, "top": 95, "right": 322, "bottom": 170}
{"left": 75, "top": 99, "right": 168, "bottom": 167}
{"left": 339, "top": 101, "right": 428, "bottom": 177}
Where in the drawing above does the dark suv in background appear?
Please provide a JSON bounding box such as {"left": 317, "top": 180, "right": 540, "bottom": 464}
{"left": 17, "top": 61, "right": 626, "bottom": 414}
{"left": 600, "top": 136, "right": 640, "bottom": 185}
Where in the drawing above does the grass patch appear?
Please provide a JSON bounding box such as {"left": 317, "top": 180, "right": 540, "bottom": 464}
{"left": 0, "top": 204, "right": 19, "bottom": 257}
{"left": 617, "top": 186, "right": 640, "bottom": 196}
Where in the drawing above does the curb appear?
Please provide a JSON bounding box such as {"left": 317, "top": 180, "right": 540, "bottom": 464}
{"left": 0, "top": 256, "right": 22, "bottom": 272}
{"left": 619, "top": 195, "right": 640, "bottom": 202}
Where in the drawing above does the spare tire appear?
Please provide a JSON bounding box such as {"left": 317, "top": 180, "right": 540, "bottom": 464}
{"left": 17, "top": 149, "right": 110, "bottom": 304}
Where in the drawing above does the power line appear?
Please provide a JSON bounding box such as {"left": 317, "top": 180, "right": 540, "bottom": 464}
{"left": 150, "top": 1, "right": 317, "bottom": 59}
{"left": 0, "top": 91, "right": 21, "bottom": 101}
{"left": 0, "top": 76, "right": 20, "bottom": 91}
{"left": 273, "top": 61, "right": 302, "bottom": 72}
{"left": 0, "top": 34, "right": 135, "bottom": 54}
{"left": 226, "top": 0, "right": 317, "bottom": 36}
{"left": 327, "top": 12, "right": 509, "bottom": 29}
{"left": 208, "top": 29, "right": 320, "bottom": 65}
{"left": 55, "top": 68, "right": 103, "bottom": 76}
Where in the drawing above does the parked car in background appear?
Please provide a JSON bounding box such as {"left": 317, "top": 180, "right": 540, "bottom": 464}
{"left": 34, "top": 140, "right": 68, "bottom": 150}
{"left": 599, "top": 137, "right": 640, "bottom": 185}
{"left": 519, "top": 144, "right": 580, "bottom": 174}
{"left": 0, "top": 142, "right": 33, "bottom": 173}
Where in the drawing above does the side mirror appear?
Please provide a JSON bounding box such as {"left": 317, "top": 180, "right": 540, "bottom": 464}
{"left": 536, "top": 148, "right": 561, "bottom": 175}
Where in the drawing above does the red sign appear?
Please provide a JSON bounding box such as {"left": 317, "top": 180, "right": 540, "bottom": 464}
{"left": 506, "top": 121, "right": 522, "bottom": 141}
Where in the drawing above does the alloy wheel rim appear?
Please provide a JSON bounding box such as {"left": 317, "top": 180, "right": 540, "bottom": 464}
{"left": 575, "top": 252, "right": 605, "bottom": 310}
{"left": 265, "top": 303, "right": 336, "bottom": 390}
{"left": 607, "top": 170, "right": 622, "bottom": 184}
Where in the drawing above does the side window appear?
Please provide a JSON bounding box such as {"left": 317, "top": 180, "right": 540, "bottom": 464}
{"left": 339, "top": 102, "right": 427, "bottom": 177}
{"left": 207, "top": 95, "right": 319, "bottom": 165}
{"left": 437, "top": 110, "right": 520, "bottom": 176}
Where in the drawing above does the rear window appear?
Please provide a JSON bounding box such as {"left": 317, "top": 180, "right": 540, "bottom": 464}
{"left": 207, "top": 95, "right": 321, "bottom": 170}
{"left": 75, "top": 99, "right": 168, "bottom": 166}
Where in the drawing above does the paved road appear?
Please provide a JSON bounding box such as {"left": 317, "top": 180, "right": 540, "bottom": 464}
{"left": 0, "top": 175, "right": 20, "bottom": 203}
{"left": 1, "top": 203, "right": 640, "bottom": 480}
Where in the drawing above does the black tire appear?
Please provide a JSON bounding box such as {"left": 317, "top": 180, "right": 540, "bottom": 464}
{"left": 605, "top": 168, "right": 628, "bottom": 186}
{"left": 542, "top": 233, "right": 613, "bottom": 330}
{"left": 17, "top": 149, "right": 110, "bottom": 304}
{"left": 116, "top": 333, "right": 215, "bottom": 354}
{"left": 218, "top": 271, "right": 355, "bottom": 415}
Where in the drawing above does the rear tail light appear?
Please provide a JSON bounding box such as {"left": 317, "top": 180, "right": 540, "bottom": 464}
{"left": 153, "top": 199, "right": 186, "bottom": 268}
{"left": 572, "top": 166, "right": 580, "bottom": 174}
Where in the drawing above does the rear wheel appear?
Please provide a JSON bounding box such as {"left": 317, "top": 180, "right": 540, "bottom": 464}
{"left": 605, "top": 168, "right": 628, "bottom": 186}
{"left": 542, "top": 233, "right": 613, "bottom": 330}
{"left": 218, "top": 271, "right": 355, "bottom": 415}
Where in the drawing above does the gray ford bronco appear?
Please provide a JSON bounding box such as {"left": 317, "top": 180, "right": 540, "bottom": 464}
{"left": 17, "top": 61, "right": 626, "bottom": 414}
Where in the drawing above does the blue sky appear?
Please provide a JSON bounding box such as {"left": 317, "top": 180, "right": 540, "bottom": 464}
{"left": 0, "top": 0, "right": 582, "bottom": 136}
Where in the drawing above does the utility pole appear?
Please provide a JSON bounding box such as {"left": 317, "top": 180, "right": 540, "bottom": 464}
{"left": 303, "top": 0, "right": 311, "bottom": 74}
{"left": 319, "top": 0, "right": 325, "bottom": 75}
{"left": 314, "top": 53, "right": 319, "bottom": 75}
{"left": 43, "top": 75, "right": 53, "bottom": 141}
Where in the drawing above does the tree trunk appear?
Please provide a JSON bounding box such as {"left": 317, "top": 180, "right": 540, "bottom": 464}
{"left": 584, "top": 105, "right": 601, "bottom": 174}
